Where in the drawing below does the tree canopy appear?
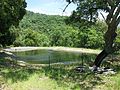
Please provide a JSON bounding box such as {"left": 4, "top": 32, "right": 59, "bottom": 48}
{"left": 0, "top": 0, "right": 26, "bottom": 46}
{"left": 66, "top": 0, "right": 120, "bottom": 25}
{"left": 66, "top": 0, "right": 120, "bottom": 67}
{"left": 12, "top": 11, "right": 108, "bottom": 48}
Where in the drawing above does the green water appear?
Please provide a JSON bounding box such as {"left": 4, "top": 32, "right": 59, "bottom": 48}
{"left": 13, "top": 50, "right": 97, "bottom": 64}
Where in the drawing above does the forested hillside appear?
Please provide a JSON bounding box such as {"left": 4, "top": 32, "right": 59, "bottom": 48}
{"left": 9, "top": 11, "right": 120, "bottom": 49}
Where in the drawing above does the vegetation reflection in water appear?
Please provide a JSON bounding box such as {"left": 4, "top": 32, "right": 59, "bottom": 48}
{"left": 13, "top": 50, "right": 97, "bottom": 64}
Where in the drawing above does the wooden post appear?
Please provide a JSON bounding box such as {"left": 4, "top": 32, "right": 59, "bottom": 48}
{"left": 81, "top": 53, "right": 84, "bottom": 67}
{"left": 49, "top": 56, "right": 50, "bottom": 68}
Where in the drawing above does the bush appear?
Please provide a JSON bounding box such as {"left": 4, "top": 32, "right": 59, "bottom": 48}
{"left": 13, "top": 29, "right": 50, "bottom": 46}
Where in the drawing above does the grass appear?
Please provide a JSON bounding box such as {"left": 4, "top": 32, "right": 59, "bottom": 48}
{"left": 93, "top": 73, "right": 120, "bottom": 90}
{"left": 0, "top": 64, "right": 82, "bottom": 90}
{"left": 1, "top": 58, "right": 120, "bottom": 90}
{"left": 6, "top": 73, "right": 66, "bottom": 90}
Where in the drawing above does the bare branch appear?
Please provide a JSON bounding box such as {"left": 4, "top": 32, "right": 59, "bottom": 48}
{"left": 105, "top": 1, "right": 120, "bottom": 25}
{"left": 113, "top": 5, "right": 120, "bottom": 20}
{"left": 116, "top": 16, "right": 120, "bottom": 26}
{"left": 100, "top": 12, "right": 106, "bottom": 21}
{"left": 110, "top": 5, "right": 120, "bottom": 26}
{"left": 63, "top": 2, "right": 71, "bottom": 12}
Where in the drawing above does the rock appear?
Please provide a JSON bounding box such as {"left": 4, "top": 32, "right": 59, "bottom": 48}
{"left": 89, "top": 66, "right": 116, "bottom": 74}
{"left": 75, "top": 66, "right": 85, "bottom": 73}
{"left": 89, "top": 66, "right": 98, "bottom": 72}
{"left": 17, "top": 61, "right": 27, "bottom": 67}
{"left": 103, "top": 71, "right": 116, "bottom": 75}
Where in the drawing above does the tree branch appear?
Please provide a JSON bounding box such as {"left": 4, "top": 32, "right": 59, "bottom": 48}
{"left": 113, "top": 5, "right": 120, "bottom": 20}
{"left": 100, "top": 12, "right": 106, "bottom": 21}
{"left": 106, "top": 6, "right": 116, "bottom": 25}
{"left": 63, "top": 2, "right": 71, "bottom": 12}
{"left": 105, "top": 1, "right": 120, "bottom": 25}
{"left": 110, "top": 5, "right": 120, "bottom": 25}
{"left": 106, "top": 0, "right": 114, "bottom": 6}
{"left": 116, "top": 16, "right": 120, "bottom": 26}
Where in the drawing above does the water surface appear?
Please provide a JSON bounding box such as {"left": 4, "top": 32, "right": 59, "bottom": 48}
{"left": 13, "top": 49, "right": 97, "bottom": 64}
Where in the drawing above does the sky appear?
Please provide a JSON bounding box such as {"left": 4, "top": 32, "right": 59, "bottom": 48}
{"left": 26, "top": 0, "right": 77, "bottom": 16}
{"left": 26, "top": 0, "right": 108, "bottom": 19}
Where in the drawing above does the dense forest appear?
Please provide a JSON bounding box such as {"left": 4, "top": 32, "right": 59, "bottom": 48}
{"left": 6, "top": 11, "right": 120, "bottom": 49}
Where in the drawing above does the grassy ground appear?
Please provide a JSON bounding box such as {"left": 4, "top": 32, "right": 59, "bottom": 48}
{"left": 1, "top": 56, "right": 120, "bottom": 90}
{"left": 0, "top": 61, "right": 120, "bottom": 90}
{"left": 1, "top": 47, "right": 120, "bottom": 90}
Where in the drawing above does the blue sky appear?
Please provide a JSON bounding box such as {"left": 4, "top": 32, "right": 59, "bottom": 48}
{"left": 26, "top": 0, "right": 77, "bottom": 16}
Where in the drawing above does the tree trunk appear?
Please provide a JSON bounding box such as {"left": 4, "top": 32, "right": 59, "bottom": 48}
{"left": 93, "top": 24, "right": 117, "bottom": 67}
{"left": 94, "top": 49, "right": 108, "bottom": 67}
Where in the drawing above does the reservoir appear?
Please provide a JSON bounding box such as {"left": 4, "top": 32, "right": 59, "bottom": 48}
{"left": 13, "top": 49, "right": 97, "bottom": 64}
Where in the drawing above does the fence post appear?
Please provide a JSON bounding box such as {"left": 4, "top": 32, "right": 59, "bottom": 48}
{"left": 81, "top": 53, "right": 84, "bottom": 66}
{"left": 49, "top": 56, "right": 50, "bottom": 68}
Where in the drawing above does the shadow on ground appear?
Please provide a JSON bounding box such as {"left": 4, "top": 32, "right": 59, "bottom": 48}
{"left": 42, "top": 65, "right": 104, "bottom": 90}
{"left": 1, "top": 57, "right": 120, "bottom": 90}
{"left": 0, "top": 64, "right": 104, "bottom": 90}
{"left": 0, "top": 67, "right": 40, "bottom": 83}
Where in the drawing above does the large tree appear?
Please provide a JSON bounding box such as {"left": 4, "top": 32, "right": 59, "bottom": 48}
{"left": 66, "top": 0, "right": 120, "bottom": 69}
{"left": 0, "top": 0, "right": 26, "bottom": 46}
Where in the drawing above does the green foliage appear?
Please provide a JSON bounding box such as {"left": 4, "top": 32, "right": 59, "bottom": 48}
{"left": 0, "top": 6, "right": 109, "bottom": 49}
{"left": 50, "top": 26, "right": 79, "bottom": 47}
{"left": 10, "top": 11, "right": 108, "bottom": 49}
{"left": 14, "top": 29, "right": 50, "bottom": 46}
{"left": 115, "top": 29, "right": 120, "bottom": 50}
{"left": 81, "top": 25, "right": 104, "bottom": 49}
{"left": 77, "top": 21, "right": 107, "bottom": 49}
{"left": 67, "top": 0, "right": 119, "bottom": 22}
{"left": 13, "top": 11, "right": 81, "bottom": 47}
{"left": 67, "top": 0, "right": 120, "bottom": 54}
{"left": 0, "top": 10, "right": 108, "bottom": 49}
{"left": 1, "top": 58, "right": 120, "bottom": 90}
{"left": 0, "top": 0, "right": 26, "bottom": 46}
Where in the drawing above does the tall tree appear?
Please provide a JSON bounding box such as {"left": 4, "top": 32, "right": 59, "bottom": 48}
{"left": 66, "top": 0, "right": 120, "bottom": 69}
{"left": 0, "top": 0, "right": 26, "bottom": 46}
